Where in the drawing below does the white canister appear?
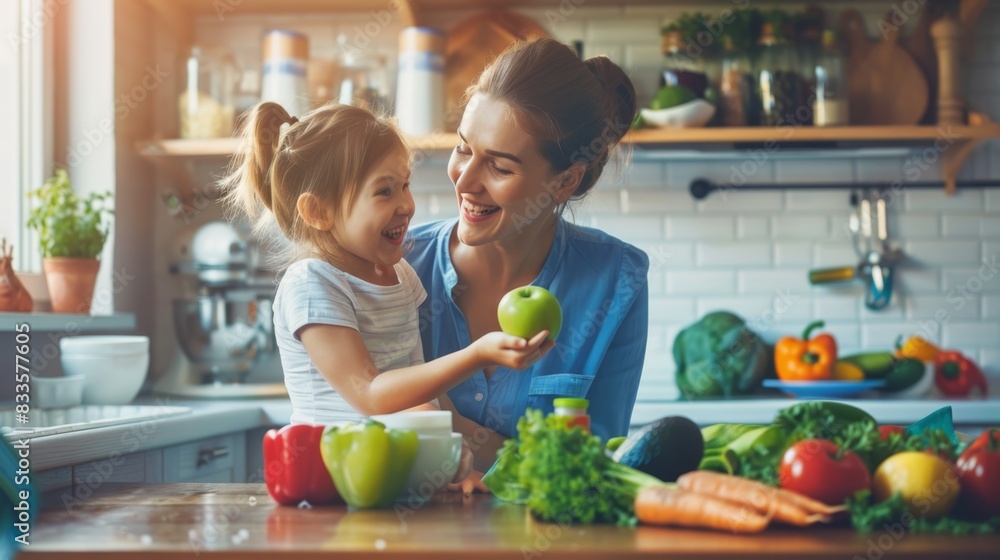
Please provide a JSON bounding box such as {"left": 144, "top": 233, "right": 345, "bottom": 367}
{"left": 261, "top": 29, "right": 309, "bottom": 117}
{"left": 395, "top": 27, "right": 445, "bottom": 136}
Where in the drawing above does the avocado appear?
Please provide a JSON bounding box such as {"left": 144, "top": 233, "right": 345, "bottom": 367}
{"left": 612, "top": 416, "right": 703, "bottom": 482}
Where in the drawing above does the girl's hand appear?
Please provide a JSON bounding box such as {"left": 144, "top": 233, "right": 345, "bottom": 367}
{"left": 444, "top": 469, "right": 490, "bottom": 496}
{"left": 473, "top": 330, "right": 554, "bottom": 370}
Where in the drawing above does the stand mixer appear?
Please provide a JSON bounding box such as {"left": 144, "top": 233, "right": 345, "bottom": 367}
{"left": 155, "top": 221, "right": 286, "bottom": 398}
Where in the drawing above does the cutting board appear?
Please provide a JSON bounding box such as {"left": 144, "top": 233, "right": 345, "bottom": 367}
{"left": 445, "top": 11, "right": 550, "bottom": 129}
{"left": 839, "top": 10, "right": 929, "bottom": 125}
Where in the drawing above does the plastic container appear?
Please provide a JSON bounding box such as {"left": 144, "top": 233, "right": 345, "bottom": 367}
{"left": 553, "top": 397, "right": 590, "bottom": 432}
{"left": 60, "top": 336, "right": 149, "bottom": 405}
{"left": 179, "top": 47, "right": 237, "bottom": 138}
{"left": 813, "top": 30, "right": 849, "bottom": 126}
{"left": 261, "top": 29, "right": 309, "bottom": 117}
{"left": 369, "top": 411, "right": 463, "bottom": 503}
{"left": 395, "top": 27, "right": 445, "bottom": 136}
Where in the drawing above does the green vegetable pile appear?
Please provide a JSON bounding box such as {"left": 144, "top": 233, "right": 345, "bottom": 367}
{"left": 673, "top": 311, "right": 771, "bottom": 399}
{"left": 483, "top": 410, "right": 666, "bottom": 526}
{"left": 846, "top": 491, "right": 1000, "bottom": 535}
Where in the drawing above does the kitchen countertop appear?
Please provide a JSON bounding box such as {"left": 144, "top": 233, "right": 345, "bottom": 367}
{"left": 24, "top": 483, "right": 1000, "bottom": 559}
{"left": 25, "top": 395, "right": 1000, "bottom": 471}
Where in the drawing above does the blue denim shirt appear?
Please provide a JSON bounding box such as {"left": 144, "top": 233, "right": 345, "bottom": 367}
{"left": 406, "top": 218, "right": 649, "bottom": 441}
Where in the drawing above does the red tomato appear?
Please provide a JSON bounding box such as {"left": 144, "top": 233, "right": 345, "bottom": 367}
{"left": 956, "top": 428, "right": 1000, "bottom": 520}
{"left": 779, "top": 439, "right": 872, "bottom": 505}
{"left": 878, "top": 425, "right": 905, "bottom": 440}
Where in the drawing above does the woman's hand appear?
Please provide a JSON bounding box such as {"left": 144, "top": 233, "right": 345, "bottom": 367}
{"left": 444, "top": 469, "right": 490, "bottom": 496}
{"left": 472, "top": 330, "right": 554, "bottom": 370}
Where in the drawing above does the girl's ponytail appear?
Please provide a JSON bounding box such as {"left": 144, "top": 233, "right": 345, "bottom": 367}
{"left": 221, "top": 101, "right": 296, "bottom": 230}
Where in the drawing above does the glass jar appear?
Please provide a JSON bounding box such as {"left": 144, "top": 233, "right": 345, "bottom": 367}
{"left": 718, "top": 40, "right": 759, "bottom": 126}
{"left": 179, "top": 47, "right": 238, "bottom": 139}
{"left": 336, "top": 34, "right": 390, "bottom": 114}
{"left": 553, "top": 397, "right": 590, "bottom": 432}
{"left": 755, "top": 23, "right": 806, "bottom": 126}
{"left": 660, "top": 30, "right": 708, "bottom": 99}
{"left": 813, "top": 30, "right": 849, "bottom": 126}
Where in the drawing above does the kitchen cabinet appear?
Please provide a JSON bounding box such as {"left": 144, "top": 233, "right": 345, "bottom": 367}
{"left": 27, "top": 483, "right": 1000, "bottom": 558}
{"left": 162, "top": 432, "right": 246, "bottom": 483}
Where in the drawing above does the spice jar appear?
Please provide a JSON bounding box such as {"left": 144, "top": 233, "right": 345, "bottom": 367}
{"left": 660, "top": 30, "right": 708, "bottom": 99}
{"left": 553, "top": 398, "right": 590, "bottom": 432}
{"left": 718, "top": 37, "right": 759, "bottom": 126}
{"left": 813, "top": 30, "right": 849, "bottom": 126}
{"left": 755, "top": 22, "right": 806, "bottom": 126}
{"left": 179, "top": 47, "right": 238, "bottom": 138}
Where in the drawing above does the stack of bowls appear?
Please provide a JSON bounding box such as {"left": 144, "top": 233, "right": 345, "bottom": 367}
{"left": 60, "top": 336, "right": 150, "bottom": 405}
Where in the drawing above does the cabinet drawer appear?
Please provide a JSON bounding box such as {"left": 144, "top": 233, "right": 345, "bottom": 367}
{"left": 163, "top": 433, "right": 244, "bottom": 482}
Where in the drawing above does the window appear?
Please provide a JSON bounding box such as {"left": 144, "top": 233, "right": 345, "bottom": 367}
{"left": 1, "top": 0, "right": 54, "bottom": 273}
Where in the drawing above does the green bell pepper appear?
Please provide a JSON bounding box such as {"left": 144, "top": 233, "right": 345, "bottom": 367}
{"left": 320, "top": 420, "right": 418, "bottom": 509}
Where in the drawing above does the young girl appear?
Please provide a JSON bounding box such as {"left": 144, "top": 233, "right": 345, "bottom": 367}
{"left": 221, "top": 102, "right": 553, "bottom": 426}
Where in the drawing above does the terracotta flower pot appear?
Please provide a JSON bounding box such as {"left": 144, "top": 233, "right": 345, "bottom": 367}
{"left": 42, "top": 258, "right": 100, "bottom": 314}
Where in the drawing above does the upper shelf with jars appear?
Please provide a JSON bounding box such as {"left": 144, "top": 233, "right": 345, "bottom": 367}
{"left": 137, "top": 0, "right": 1000, "bottom": 196}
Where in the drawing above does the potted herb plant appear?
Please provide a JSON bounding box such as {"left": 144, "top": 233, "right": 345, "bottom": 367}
{"left": 26, "top": 169, "right": 113, "bottom": 314}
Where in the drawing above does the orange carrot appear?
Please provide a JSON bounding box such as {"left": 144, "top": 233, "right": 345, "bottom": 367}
{"left": 676, "top": 471, "right": 833, "bottom": 527}
{"left": 635, "top": 486, "right": 771, "bottom": 534}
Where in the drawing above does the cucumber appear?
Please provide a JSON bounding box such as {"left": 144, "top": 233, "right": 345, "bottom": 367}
{"left": 839, "top": 352, "right": 895, "bottom": 379}
{"left": 883, "top": 358, "right": 926, "bottom": 392}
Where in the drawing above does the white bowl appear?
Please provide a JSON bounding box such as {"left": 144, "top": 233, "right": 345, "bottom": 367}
{"left": 370, "top": 411, "right": 463, "bottom": 503}
{"left": 641, "top": 99, "right": 716, "bottom": 129}
{"left": 60, "top": 336, "right": 149, "bottom": 405}
{"left": 30, "top": 374, "right": 85, "bottom": 409}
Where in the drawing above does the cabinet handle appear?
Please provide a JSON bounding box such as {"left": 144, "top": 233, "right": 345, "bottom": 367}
{"left": 196, "top": 446, "right": 230, "bottom": 467}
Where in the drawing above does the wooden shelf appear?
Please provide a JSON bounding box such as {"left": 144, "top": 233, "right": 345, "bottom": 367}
{"left": 138, "top": 123, "right": 1000, "bottom": 202}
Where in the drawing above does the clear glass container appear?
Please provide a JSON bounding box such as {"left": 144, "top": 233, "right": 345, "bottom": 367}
{"left": 179, "top": 47, "right": 238, "bottom": 139}
{"left": 755, "top": 23, "right": 806, "bottom": 126}
{"left": 660, "top": 31, "right": 709, "bottom": 99}
{"left": 813, "top": 30, "right": 849, "bottom": 126}
{"left": 718, "top": 38, "right": 759, "bottom": 126}
{"left": 336, "top": 34, "right": 390, "bottom": 114}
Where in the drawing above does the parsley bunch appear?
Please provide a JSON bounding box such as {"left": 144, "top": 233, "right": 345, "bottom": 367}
{"left": 484, "top": 409, "right": 666, "bottom": 526}
{"left": 846, "top": 491, "right": 1000, "bottom": 535}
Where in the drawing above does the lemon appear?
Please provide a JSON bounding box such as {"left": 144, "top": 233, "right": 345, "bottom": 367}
{"left": 650, "top": 86, "right": 697, "bottom": 110}
{"left": 873, "top": 452, "right": 960, "bottom": 520}
{"left": 833, "top": 361, "right": 865, "bottom": 381}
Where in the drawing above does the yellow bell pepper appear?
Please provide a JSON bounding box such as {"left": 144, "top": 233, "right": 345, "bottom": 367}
{"left": 895, "top": 335, "right": 940, "bottom": 362}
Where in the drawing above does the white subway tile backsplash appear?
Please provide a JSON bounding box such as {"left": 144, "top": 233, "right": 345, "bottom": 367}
{"left": 649, "top": 297, "right": 697, "bottom": 322}
{"left": 592, "top": 215, "right": 664, "bottom": 240}
{"left": 855, "top": 158, "right": 904, "bottom": 182}
{"left": 625, "top": 190, "right": 693, "bottom": 214}
{"left": 738, "top": 269, "right": 811, "bottom": 294}
{"left": 905, "top": 189, "right": 984, "bottom": 211}
{"left": 824, "top": 323, "right": 860, "bottom": 348}
{"left": 894, "top": 214, "right": 941, "bottom": 239}
{"left": 813, "top": 242, "right": 858, "bottom": 267}
{"left": 642, "top": 242, "right": 695, "bottom": 269}
{"left": 772, "top": 216, "right": 830, "bottom": 239}
{"left": 696, "top": 242, "right": 772, "bottom": 266}
{"left": 982, "top": 217, "right": 1000, "bottom": 237}
{"left": 738, "top": 216, "right": 769, "bottom": 239}
{"left": 667, "top": 216, "right": 734, "bottom": 240}
{"left": 624, "top": 44, "right": 663, "bottom": 69}
{"left": 696, "top": 190, "right": 784, "bottom": 214}
{"left": 943, "top": 322, "right": 1000, "bottom": 348}
{"left": 942, "top": 215, "right": 982, "bottom": 237}
{"left": 906, "top": 294, "right": 980, "bottom": 321}
{"left": 646, "top": 324, "right": 667, "bottom": 351}
{"left": 985, "top": 241, "right": 1000, "bottom": 263}
{"left": 668, "top": 160, "right": 775, "bottom": 187}
{"left": 985, "top": 295, "right": 1000, "bottom": 319}
{"left": 776, "top": 160, "right": 855, "bottom": 183}
{"left": 896, "top": 267, "right": 941, "bottom": 294}
{"left": 667, "top": 271, "right": 735, "bottom": 295}
{"left": 859, "top": 293, "right": 906, "bottom": 321}
{"left": 814, "top": 296, "right": 859, "bottom": 320}
{"left": 583, "top": 190, "right": 622, "bottom": 215}
{"left": 696, "top": 293, "right": 812, "bottom": 323}
{"left": 942, "top": 267, "right": 1000, "bottom": 293}
{"left": 584, "top": 43, "right": 625, "bottom": 64}
{"left": 785, "top": 190, "right": 853, "bottom": 212}
{"left": 614, "top": 161, "right": 665, "bottom": 189}
{"left": 905, "top": 240, "right": 981, "bottom": 265}
{"left": 774, "top": 242, "right": 813, "bottom": 266}
{"left": 862, "top": 323, "right": 919, "bottom": 349}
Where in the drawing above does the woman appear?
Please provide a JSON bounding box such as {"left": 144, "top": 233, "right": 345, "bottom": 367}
{"left": 407, "top": 38, "right": 649, "bottom": 489}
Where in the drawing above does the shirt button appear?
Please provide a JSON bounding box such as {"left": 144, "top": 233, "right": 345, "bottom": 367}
{"left": 474, "top": 392, "right": 484, "bottom": 402}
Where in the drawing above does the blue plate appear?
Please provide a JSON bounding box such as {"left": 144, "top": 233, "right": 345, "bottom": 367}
{"left": 763, "top": 379, "right": 887, "bottom": 399}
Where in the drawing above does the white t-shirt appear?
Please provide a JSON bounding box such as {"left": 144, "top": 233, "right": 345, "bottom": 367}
{"left": 272, "top": 258, "right": 428, "bottom": 425}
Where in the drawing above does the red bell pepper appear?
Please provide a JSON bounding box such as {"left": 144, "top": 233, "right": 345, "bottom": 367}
{"left": 934, "top": 351, "right": 988, "bottom": 397}
{"left": 263, "top": 424, "right": 341, "bottom": 506}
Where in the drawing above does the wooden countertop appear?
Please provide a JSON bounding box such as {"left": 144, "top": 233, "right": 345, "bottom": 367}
{"left": 24, "top": 483, "right": 1000, "bottom": 559}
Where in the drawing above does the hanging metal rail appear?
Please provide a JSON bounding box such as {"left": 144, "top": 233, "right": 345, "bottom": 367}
{"left": 688, "top": 178, "right": 1000, "bottom": 200}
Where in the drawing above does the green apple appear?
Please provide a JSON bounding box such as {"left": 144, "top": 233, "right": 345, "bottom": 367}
{"left": 497, "top": 286, "right": 562, "bottom": 342}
